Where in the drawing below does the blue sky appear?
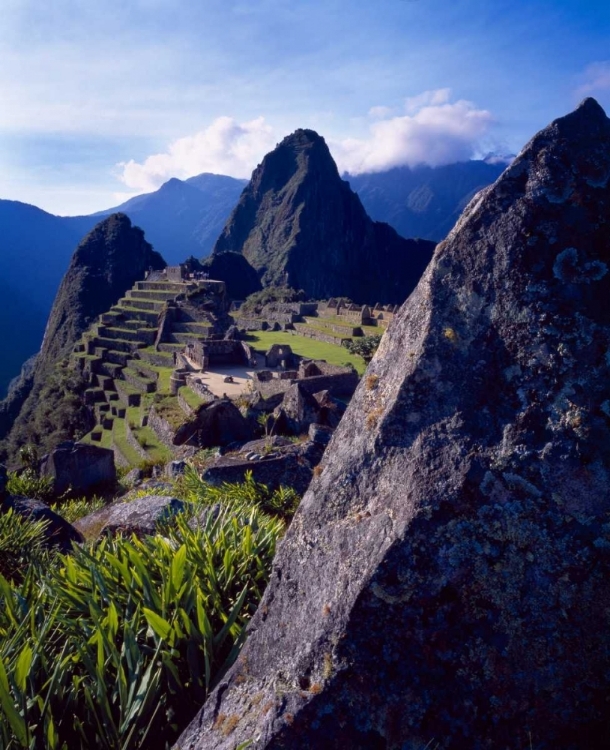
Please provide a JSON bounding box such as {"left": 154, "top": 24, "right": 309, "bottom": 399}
{"left": 1, "top": 0, "right": 609, "bottom": 215}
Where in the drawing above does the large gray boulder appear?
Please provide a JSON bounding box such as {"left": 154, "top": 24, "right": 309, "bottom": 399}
{"left": 39, "top": 441, "right": 116, "bottom": 495}
{"left": 74, "top": 494, "right": 184, "bottom": 539}
{"left": 177, "top": 99, "right": 610, "bottom": 749}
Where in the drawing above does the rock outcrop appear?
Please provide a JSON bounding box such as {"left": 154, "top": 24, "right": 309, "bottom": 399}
{"left": 200, "top": 251, "right": 262, "bottom": 300}
{"left": 74, "top": 494, "right": 184, "bottom": 540}
{"left": 39, "top": 441, "right": 116, "bottom": 496}
{"left": 212, "top": 129, "right": 435, "bottom": 304}
{"left": 177, "top": 99, "right": 610, "bottom": 749}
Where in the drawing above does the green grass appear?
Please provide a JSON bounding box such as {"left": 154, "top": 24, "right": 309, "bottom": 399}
{"left": 246, "top": 331, "right": 367, "bottom": 375}
{"left": 155, "top": 396, "right": 188, "bottom": 431}
{"left": 145, "top": 365, "right": 174, "bottom": 395}
{"left": 81, "top": 426, "right": 114, "bottom": 450}
{"left": 112, "top": 418, "right": 147, "bottom": 466}
{"left": 178, "top": 385, "right": 205, "bottom": 410}
{"left": 131, "top": 426, "right": 174, "bottom": 463}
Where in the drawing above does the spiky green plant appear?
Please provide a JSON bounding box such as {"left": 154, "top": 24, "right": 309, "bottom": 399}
{"left": 6, "top": 470, "right": 55, "bottom": 504}
{"left": 50, "top": 495, "right": 106, "bottom": 523}
{"left": 0, "top": 498, "right": 284, "bottom": 749}
{"left": 0, "top": 510, "right": 50, "bottom": 584}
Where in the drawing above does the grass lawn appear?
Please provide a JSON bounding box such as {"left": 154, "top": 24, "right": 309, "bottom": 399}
{"left": 246, "top": 331, "right": 367, "bottom": 375}
{"left": 179, "top": 385, "right": 205, "bottom": 410}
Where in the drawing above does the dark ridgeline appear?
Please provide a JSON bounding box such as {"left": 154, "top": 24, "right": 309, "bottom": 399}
{"left": 212, "top": 129, "right": 436, "bottom": 305}
{"left": 177, "top": 99, "right": 610, "bottom": 749}
{"left": 0, "top": 214, "right": 165, "bottom": 459}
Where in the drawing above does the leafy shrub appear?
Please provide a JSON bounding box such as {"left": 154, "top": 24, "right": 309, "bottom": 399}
{"left": 0, "top": 499, "right": 284, "bottom": 749}
{"left": 6, "top": 470, "right": 55, "bottom": 503}
{"left": 344, "top": 334, "right": 382, "bottom": 363}
{"left": 0, "top": 510, "right": 49, "bottom": 583}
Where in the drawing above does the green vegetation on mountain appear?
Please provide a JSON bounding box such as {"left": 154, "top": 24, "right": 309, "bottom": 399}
{"left": 213, "top": 129, "right": 436, "bottom": 305}
{"left": 0, "top": 214, "right": 165, "bottom": 464}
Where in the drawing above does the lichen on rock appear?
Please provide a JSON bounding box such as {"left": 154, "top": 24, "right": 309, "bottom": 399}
{"left": 176, "top": 99, "right": 610, "bottom": 750}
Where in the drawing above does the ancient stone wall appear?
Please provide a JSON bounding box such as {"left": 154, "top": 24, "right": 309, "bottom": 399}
{"left": 147, "top": 406, "right": 177, "bottom": 448}
{"left": 124, "top": 420, "right": 149, "bottom": 460}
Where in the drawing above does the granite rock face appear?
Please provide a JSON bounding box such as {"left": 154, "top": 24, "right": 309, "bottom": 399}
{"left": 40, "top": 441, "right": 116, "bottom": 495}
{"left": 74, "top": 494, "right": 184, "bottom": 539}
{"left": 177, "top": 99, "right": 610, "bottom": 749}
{"left": 212, "top": 129, "right": 435, "bottom": 305}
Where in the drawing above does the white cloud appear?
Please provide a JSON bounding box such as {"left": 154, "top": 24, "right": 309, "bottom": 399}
{"left": 332, "top": 90, "right": 494, "bottom": 175}
{"left": 404, "top": 88, "right": 451, "bottom": 114}
{"left": 576, "top": 61, "right": 610, "bottom": 100}
{"left": 117, "top": 116, "right": 276, "bottom": 191}
{"left": 115, "top": 90, "right": 495, "bottom": 192}
{"left": 368, "top": 105, "right": 393, "bottom": 120}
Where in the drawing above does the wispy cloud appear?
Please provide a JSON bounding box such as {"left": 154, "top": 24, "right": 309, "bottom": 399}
{"left": 575, "top": 61, "right": 610, "bottom": 101}
{"left": 116, "top": 90, "right": 496, "bottom": 191}
{"left": 332, "top": 90, "right": 494, "bottom": 174}
{"left": 117, "top": 117, "right": 276, "bottom": 191}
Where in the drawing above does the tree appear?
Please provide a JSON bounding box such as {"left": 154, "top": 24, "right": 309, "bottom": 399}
{"left": 344, "top": 334, "right": 382, "bottom": 363}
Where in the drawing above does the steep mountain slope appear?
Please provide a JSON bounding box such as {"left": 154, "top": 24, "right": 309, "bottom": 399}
{"left": 0, "top": 214, "right": 165, "bottom": 461}
{"left": 179, "top": 99, "right": 610, "bottom": 749}
{"left": 93, "top": 173, "right": 247, "bottom": 262}
{"left": 0, "top": 175, "right": 244, "bottom": 395}
{"left": 213, "top": 129, "right": 436, "bottom": 304}
{"left": 348, "top": 160, "right": 505, "bottom": 241}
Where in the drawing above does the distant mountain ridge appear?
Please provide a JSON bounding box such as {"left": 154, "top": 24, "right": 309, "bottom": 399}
{"left": 346, "top": 160, "right": 505, "bottom": 241}
{"left": 0, "top": 161, "right": 503, "bottom": 395}
{"left": 92, "top": 173, "right": 247, "bottom": 260}
{"left": 213, "top": 129, "right": 436, "bottom": 304}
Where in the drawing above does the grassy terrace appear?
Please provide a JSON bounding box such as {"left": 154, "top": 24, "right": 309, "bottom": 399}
{"left": 155, "top": 396, "right": 189, "bottom": 430}
{"left": 246, "top": 331, "right": 367, "bottom": 375}
{"left": 145, "top": 365, "right": 174, "bottom": 394}
{"left": 307, "top": 316, "right": 382, "bottom": 336}
{"left": 131, "top": 425, "right": 174, "bottom": 463}
{"left": 179, "top": 385, "right": 205, "bottom": 410}
{"left": 112, "top": 417, "right": 145, "bottom": 466}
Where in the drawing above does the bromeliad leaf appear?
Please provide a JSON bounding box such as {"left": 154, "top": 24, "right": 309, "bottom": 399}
{"left": 142, "top": 608, "right": 172, "bottom": 641}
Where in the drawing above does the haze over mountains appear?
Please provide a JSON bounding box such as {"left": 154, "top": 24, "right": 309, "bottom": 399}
{"left": 0, "top": 156, "right": 504, "bottom": 396}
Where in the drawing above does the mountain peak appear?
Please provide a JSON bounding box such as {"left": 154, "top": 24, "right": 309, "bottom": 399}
{"left": 213, "top": 129, "right": 435, "bottom": 303}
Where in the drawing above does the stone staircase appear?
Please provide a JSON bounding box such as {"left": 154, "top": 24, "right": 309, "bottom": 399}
{"left": 73, "top": 277, "right": 217, "bottom": 467}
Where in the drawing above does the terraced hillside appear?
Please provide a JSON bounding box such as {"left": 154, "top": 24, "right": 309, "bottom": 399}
{"left": 74, "top": 278, "right": 215, "bottom": 467}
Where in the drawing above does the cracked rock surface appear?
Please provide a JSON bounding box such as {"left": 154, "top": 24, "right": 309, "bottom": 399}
{"left": 177, "top": 98, "right": 610, "bottom": 749}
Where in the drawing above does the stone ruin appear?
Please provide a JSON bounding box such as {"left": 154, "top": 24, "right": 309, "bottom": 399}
{"left": 252, "top": 357, "right": 358, "bottom": 400}
{"left": 264, "top": 343, "right": 295, "bottom": 369}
